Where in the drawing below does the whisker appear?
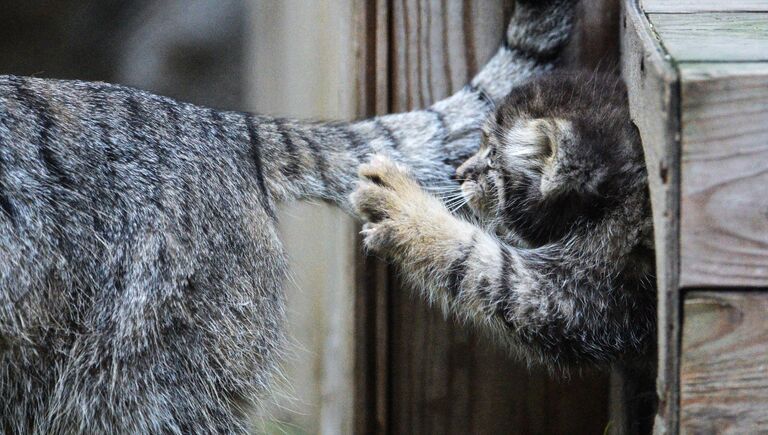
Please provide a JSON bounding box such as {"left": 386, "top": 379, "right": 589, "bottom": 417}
{"left": 448, "top": 198, "right": 470, "bottom": 214}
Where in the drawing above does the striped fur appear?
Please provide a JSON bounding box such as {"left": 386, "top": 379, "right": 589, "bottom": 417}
{"left": 352, "top": 73, "right": 656, "bottom": 372}
{"left": 0, "top": 1, "right": 577, "bottom": 434}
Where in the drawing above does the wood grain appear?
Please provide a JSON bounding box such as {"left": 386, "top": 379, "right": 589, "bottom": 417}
{"left": 680, "top": 291, "right": 768, "bottom": 434}
{"left": 364, "top": 1, "right": 612, "bottom": 434}
{"left": 621, "top": 1, "right": 682, "bottom": 433}
{"left": 678, "top": 63, "right": 768, "bottom": 287}
{"left": 642, "top": 0, "right": 768, "bottom": 13}
{"left": 562, "top": 0, "right": 621, "bottom": 70}
{"left": 353, "top": 2, "right": 392, "bottom": 433}
{"left": 648, "top": 13, "right": 768, "bottom": 62}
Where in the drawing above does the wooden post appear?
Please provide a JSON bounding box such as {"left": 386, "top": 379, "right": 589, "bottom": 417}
{"left": 622, "top": 0, "right": 768, "bottom": 433}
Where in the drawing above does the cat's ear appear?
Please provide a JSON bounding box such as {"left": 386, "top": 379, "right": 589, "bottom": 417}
{"left": 500, "top": 118, "right": 557, "bottom": 162}
{"left": 500, "top": 117, "right": 584, "bottom": 199}
{"left": 537, "top": 118, "right": 605, "bottom": 200}
{"left": 533, "top": 118, "right": 573, "bottom": 199}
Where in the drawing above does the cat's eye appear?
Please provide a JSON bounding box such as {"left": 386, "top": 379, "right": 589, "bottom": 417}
{"left": 486, "top": 148, "right": 497, "bottom": 168}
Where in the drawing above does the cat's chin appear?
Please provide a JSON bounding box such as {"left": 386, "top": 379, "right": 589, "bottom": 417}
{"left": 460, "top": 180, "right": 492, "bottom": 217}
{"left": 460, "top": 180, "right": 479, "bottom": 207}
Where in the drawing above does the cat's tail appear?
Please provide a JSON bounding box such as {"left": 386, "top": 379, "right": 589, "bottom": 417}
{"left": 256, "top": 0, "right": 579, "bottom": 210}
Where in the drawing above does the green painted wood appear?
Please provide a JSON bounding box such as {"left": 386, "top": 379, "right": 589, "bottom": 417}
{"left": 648, "top": 13, "right": 768, "bottom": 62}
{"left": 642, "top": 0, "right": 768, "bottom": 13}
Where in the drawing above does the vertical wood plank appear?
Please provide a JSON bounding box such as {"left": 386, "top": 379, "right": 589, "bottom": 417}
{"left": 680, "top": 291, "right": 768, "bottom": 434}
{"left": 621, "top": 1, "right": 681, "bottom": 433}
{"left": 353, "top": 1, "right": 392, "bottom": 433}
{"left": 563, "top": 0, "right": 621, "bottom": 70}
{"left": 373, "top": 1, "right": 611, "bottom": 434}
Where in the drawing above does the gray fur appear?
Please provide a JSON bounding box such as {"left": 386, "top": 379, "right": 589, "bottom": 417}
{"left": 0, "top": 1, "right": 577, "bottom": 433}
{"left": 352, "top": 71, "right": 655, "bottom": 373}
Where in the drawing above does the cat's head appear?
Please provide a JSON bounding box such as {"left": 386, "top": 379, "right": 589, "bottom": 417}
{"left": 455, "top": 73, "right": 649, "bottom": 246}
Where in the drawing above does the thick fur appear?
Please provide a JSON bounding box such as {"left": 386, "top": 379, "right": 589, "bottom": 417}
{"left": 352, "top": 72, "right": 656, "bottom": 371}
{"left": 0, "top": 1, "right": 578, "bottom": 433}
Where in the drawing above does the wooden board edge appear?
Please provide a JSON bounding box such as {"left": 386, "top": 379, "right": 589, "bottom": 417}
{"left": 621, "top": 1, "right": 681, "bottom": 434}
{"left": 640, "top": 0, "right": 768, "bottom": 14}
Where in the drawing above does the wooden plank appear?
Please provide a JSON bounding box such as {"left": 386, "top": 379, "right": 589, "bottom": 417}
{"left": 678, "top": 63, "right": 768, "bottom": 287}
{"left": 621, "top": 1, "right": 682, "bottom": 433}
{"left": 680, "top": 291, "right": 768, "bottom": 434}
{"left": 353, "top": 1, "right": 393, "bottom": 433}
{"left": 648, "top": 13, "right": 768, "bottom": 62}
{"left": 609, "top": 366, "right": 657, "bottom": 435}
{"left": 642, "top": 0, "right": 768, "bottom": 13}
{"left": 382, "top": 1, "right": 610, "bottom": 434}
{"left": 562, "top": 0, "right": 621, "bottom": 70}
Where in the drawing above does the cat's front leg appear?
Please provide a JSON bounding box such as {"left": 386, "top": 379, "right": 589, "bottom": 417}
{"left": 351, "top": 155, "right": 476, "bottom": 259}
{"left": 350, "top": 154, "right": 510, "bottom": 322}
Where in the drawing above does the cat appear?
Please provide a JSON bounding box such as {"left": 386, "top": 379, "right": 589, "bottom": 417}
{"left": 0, "top": 1, "right": 578, "bottom": 433}
{"left": 351, "top": 71, "right": 656, "bottom": 372}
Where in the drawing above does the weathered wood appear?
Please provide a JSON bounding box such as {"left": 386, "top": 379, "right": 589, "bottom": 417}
{"left": 627, "top": 1, "right": 768, "bottom": 433}
{"left": 678, "top": 63, "right": 768, "bottom": 288}
{"left": 562, "top": 0, "right": 621, "bottom": 70}
{"left": 621, "top": 1, "right": 681, "bottom": 433}
{"left": 647, "top": 13, "right": 768, "bottom": 62}
{"left": 353, "top": 1, "right": 393, "bottom": 433}
{"left": 680, "top": 291, "right": 768, "bottom": 434}
{"left": 642, "top": 0, "right": 768, "bottom": 13}
{"left": 609, "top": 365, "right": 657, "bottom": 435}
{"left": 365, "top": 1, "right": 612, "bottom": 434}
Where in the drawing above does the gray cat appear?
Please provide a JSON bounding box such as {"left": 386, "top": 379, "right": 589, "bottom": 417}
{"left": 352, "top": 71, "right": 655, "bottom": 371}
{"left": 0, "top": 1, "right": 577, "bottom": 433}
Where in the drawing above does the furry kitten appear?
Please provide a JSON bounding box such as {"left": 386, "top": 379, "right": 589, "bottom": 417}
{"left": 351, "top": 72, "right": 656, "bottom": 371}
{"left": 0, "top": 1, "right": 578, "bottom": 433}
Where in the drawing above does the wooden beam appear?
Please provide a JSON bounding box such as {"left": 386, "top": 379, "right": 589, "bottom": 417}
{"left": 621, "top": 1, "right": 681, "bottom": 433}
{"left": 648, "top": 13, "right": 768, "bottom": 62}
{"left": 642, "top": 0, "right": 768, "bottom": 13}
{"left": 680, "top": 291, "right": 768, "bottom": 433}
{"left": 678, "top": 63, "right": 768, "bottom": 288}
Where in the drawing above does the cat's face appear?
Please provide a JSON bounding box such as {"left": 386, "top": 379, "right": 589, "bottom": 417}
{"left": 456, "top": 117, "right": 567, "bottom": 219}
{"left": 456, "top": 111, "right": 640, "bottom": 245}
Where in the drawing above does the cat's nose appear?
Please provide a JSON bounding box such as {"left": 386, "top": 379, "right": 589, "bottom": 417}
{"left": 455, "top": 159, "right": 478, "bottom": 181}
{"left": 454, "top": 164, "right": 468, "bottom": 181}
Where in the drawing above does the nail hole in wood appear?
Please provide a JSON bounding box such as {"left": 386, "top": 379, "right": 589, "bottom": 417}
{"left": 659, "top": 162, "right": 668, "bottom": 184}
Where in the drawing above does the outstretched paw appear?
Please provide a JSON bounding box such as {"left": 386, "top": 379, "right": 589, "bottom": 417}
{"left": 351, "top": 155, "right": 424, "bottom": 253}
{"left": 358, "top": 154, "right": 418, "bottom": 192}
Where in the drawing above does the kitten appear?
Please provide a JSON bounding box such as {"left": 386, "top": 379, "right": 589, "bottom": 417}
{"left": 351, "top": 72, "right": 656, "bottom": 371}
{"left": 0, "top": 1, "right": 578, "bottom": 433}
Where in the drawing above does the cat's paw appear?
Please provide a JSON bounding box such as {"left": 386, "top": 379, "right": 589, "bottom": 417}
{"left": 358, "top": 154, "right": 419, "bottom": 193}
{"left": 350, "top": 181, "right": 400, "bottom": 253}
{"left": 358, "top": 221, "right": 397, "bottom": 253}
{"left": 351, "top": 155, "right": 424, "bottom": 253}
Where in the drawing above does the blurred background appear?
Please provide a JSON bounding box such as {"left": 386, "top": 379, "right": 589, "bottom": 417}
{"left": 0, "top": 1, "right": 621, "bottom": 434}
